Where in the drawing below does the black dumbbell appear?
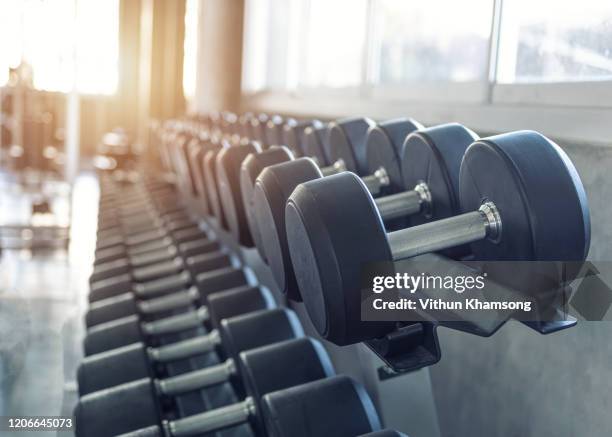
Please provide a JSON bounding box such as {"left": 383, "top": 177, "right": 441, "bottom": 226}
{"left": 90, "top": 227, "right": 215, "bottom": 285}
{"left": 205, "top": 117, "right": 365, "bottom": 243}
{"left": 83, "top": 285, "right": 274, "bottom": 355}
{"left": 78, "top": 306, "right": 297, "bottom": 395}
{"left": 94, "top": 218, "right": 207, "bottom": 264}
{"left": 234, "top": 117, "right": 406, "bottom": 253}
{"left": 264, "top": 115, "right": 285, "bottom": 148}
{"left": 249, "top": 113, "right": 269, "bottom": 146}
{"left": 107, "top": 375, "right": 382, "bottom": 437}
{"left": 285, "top": 131, "right": 590, "bottom": 345}
{"left": 202, "top": 139, "right": 232, "bottom": 228}
{"left": 241, "top": 146, "right": 295, "bottom": 259}
{"left": 96, "top": 209, "right": 197, "bottom": 252}
{"left": 215, "top": 140, "right": 263, "bottom": 245}
{"left": 301, "top": 120, "right": 328, "bottom": 165}
{"left": 282, "top": 118, "right": 316, "bottom": 158}
{"left": 94, "top": 219, "right": 205, "bottom": 266}
{"left": 253, "top": 121, "right": 461, "bottom": 300}
{"left": 88, "top": 244, "right": 234, "bottom": 306}
{"left": 75, "top": 336, "right": 332, "bottom": 437}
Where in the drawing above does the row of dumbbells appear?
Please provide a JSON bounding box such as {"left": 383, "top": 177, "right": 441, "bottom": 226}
{"left": 75, "top": 176, "right": 405, "bottom": 437}
{"left": 164, "top": 110, "right": 589, "bottom": 346}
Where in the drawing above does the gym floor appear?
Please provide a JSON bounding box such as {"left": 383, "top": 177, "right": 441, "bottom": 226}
{"left": 0, "top": 172, "right": 98, "bottom": 437}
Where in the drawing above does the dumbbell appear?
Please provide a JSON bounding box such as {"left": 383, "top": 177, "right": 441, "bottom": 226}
{"left": 249, "top": 113, "right": 270, "bottom": 146}
{"left": 83, "top": 282, "right": 270, "bottom": 355}
{"left": 90, "top": 223, "right": 213, "bottom": 285}
{"left": 78, "top": 306, "right": 296, "bottom": 395}
{"left": 301, "top": 120, "right": 328, "bottom": 164}
{"left": 238, "top": 112, "right": 255, "bottom": 143}
{"left": 109, "top": 375, "right": 382, "bottom": 437}
{"left": 94, "top": 209, "right": 203, "bottom": 258}
{"left": 264, "top": 115, "right": 285, "bottom": 148}
{"left": 227, "top": 117, "right": 413, "bottom": 251}
{"left": 282, "top": 118, "right": 317, "bottom": 158}
{"left": 88, "top": 242, "right": 233, "bottom": 307}
{"left": 202, "top": 139, "right": 233, "bottom": 228}
{"left": 241, "top": 146, "right": 296, "bottom": 259}
{"left": 185, "top": 135, "right": 215, "bottom": 217}
{"left": 285, "top": 130, "right": 590, "bottom": 345}
{"left": 253, "top": 120, "right": 456, "bottom": 300}
{"left": 96, "top": 201, "right": 184, "bottom": 241}
{"left": 93, "top": 230, "right": 214, "bottom": 269}
{"left": 75, "top": 336, "right": 333, "bottom": 437}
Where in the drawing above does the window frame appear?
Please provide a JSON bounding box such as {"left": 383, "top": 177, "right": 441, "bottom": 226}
{"left": 240, "top": 0, "right": 612, "bottom": 146}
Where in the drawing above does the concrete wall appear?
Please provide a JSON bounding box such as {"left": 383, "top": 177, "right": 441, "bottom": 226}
{"left": 429, "top": 141, "right": 612, "bottom": 437}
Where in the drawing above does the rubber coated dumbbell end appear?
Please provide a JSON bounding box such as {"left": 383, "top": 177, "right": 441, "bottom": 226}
{"left": 253, "top": 158, "right": 323, "bottom": 301}
{"left": 285, "top": 172, "right": 394, "bottom": 344}
{"left": 262, "top": 375, "right": 382, "bottom": 437}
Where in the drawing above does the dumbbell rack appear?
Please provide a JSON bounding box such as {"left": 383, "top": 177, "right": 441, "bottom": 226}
{"left": 178, "top": 189, "right": 577, "bottom": 376}
{"left": 94, "top": 172, "right": 255, "bottom": 437}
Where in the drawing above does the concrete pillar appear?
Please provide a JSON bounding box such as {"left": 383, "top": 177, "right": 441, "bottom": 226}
{"left": 194, "top": 0, "right": 245, "bottom": 113}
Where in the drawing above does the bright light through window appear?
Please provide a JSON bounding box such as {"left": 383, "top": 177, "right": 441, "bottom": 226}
{"left": 0, "top": 0, "right": 119, "bottom": 95}
{"left": 301, "top": 0, "right": 368, "bottom": 88}
{"left": 242, "top": 0, "right": 271, "bottom": 92}
{"left": 371, "top": 0, "right": 494, "bottom": 84}
{"left": 183, "top": 0, "right": 199, "bottom": 102}
{"left": 498, "top": 0, "right": 612, "bottom": 83}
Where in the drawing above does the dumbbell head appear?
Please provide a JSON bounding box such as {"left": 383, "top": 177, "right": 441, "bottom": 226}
{"left": 82, "top": 282, "right": 268, "bottom": 355}
{"left": 238, "top": 112, "right": 255, "bottom": 141}
{"left": 401, "top": 123, "right": 478, "bottom": 229}
{"left": 216, "top": 141, "right": 261, "bottom": 245}
{"left": 250, "top": 113, "right": 269, "bottom": 145}
{"left": 285, "top": 130, "right": 590, "bottom": 345}
{"left": 265, "top": 115, "right": 284, "bottom": 147}
{"left": 327, "top": 117, "right": 376, "bottom": 174}
{"left": 203, "top": 142, "right": 227, "bottom": 226}
{"left": 77, "top": 307, "right": 297, "bottom": 396}
{"left": 365, "top": 118, "right": 424, "bottom": 194}
{"left": 302, "top": 121, "right": 328, "bottom": 165}
{"left": 253, "top": 158, "right": 323, "bottom": 300}
{"left": 76, "top": 337, "right": 331, "bottom": 437}
{"left": 459, "top": 131, "right": 590, "bottom": 261}
{"left": 74, "top": 378, "right": 162, "bottom": 437}
{"left": 240, "top": 146, "right": 294, "bottom": 261}
{"left": 261, "top": 375, "right": 381, "bottom": 437}
{"left": 283, "top": 119, "right": 314, "bottom": 157}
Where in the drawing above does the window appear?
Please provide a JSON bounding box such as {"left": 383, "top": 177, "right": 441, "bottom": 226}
{"left": 497, "top": 0, "right": 612, "bottom": 83}
{"left": 241, "top": 0, "right": 612, "bottom": 111}
{"left": 301, "top": 0, "right": 368, "bottom": 88}
{"left": 371, "top": 0, "right": 494, "bottom": 84}
{"left": 0, "top": 0, "right": 119, "bottom": 95}
{"left": 242, "top": 0, "right": 302, "bottom": 91}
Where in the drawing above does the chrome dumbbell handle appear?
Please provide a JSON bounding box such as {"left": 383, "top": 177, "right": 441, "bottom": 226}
{"left": 166, "top": 397, "right": 256, "bottom": 437}
{"left": 148, "top": 329, "right": 221, "bottom": 363}
{"left": 388, "top": 201, "right": 502, "bottom": 260}
{"left": 156, "top": 356, "right": 236, "bottom": 396}
{"left": 141, "top": 307, "right": 209, "bottom": 336}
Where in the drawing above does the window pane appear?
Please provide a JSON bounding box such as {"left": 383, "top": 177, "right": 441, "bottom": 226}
{"left": 301, "top": 0, "right": 368, "bottom": 88}
{"left": 372, "top": 0, "right": 494, "bottom": 84}
{"left": 0, "top": 0, "right": 118, "bottom": 94}
{"left": 498, "top": 0, "right": 612, "bottom": 83}
{"left": 242, "top": 0, "right": 301, "bottom": 91}
{"left": 242, "top": 0, "right": 270, "bottom": 92}
{"left": 75, "top": 0, "right": 119, "bottom": 95}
